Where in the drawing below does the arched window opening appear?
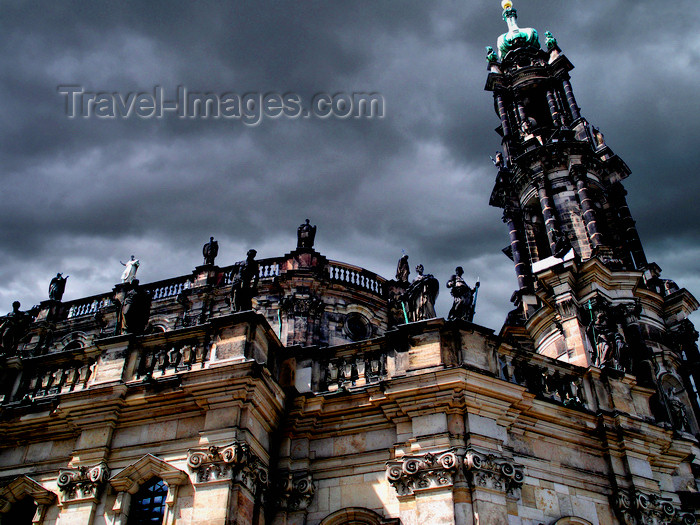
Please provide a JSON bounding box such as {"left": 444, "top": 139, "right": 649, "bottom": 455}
{"left": 320, "top": 507, "right": 400, "bottom": 525}
{"left": 127, "top": 477, "right": 168, "bottom": 525}
{"left": 63, "top": 340, "right": 83, "bottom": 352}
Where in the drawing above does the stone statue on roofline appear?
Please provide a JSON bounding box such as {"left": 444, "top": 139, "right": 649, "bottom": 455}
{"left": 403, "top": 264, "right": 439, "bottom": 322}
{"left": 297, "top": 219, "right": 317, "bottom": 250}
{"left": 121, "top": 279, "right": 152, "bottom": 335}
{"left": 202, "top": 237, "right": 219, "bottom": 266}
{"left": 396, "top": 253, "right": 410, "bottom": 284}
{"left": 230, "top": 249, "right": 259, "bottom": 312}
{"left": 49, "top": 273, "right": 68, "bottom": 301}
{"left": 0, "top": 301, "right": 31, "bottom": 356}
{"left": 446, "top": 267, "right": 480, "bottom": 322}
{"left": 120, "top": 255, "right": 139, "bottom": 283}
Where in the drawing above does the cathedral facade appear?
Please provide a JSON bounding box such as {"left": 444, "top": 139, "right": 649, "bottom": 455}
{"left": 1, "top": 3, "right": 699, "bottom": 525}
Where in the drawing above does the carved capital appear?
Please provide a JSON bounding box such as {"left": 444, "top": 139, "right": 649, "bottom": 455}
{"left": 187, "top": 442, "right": 268, "bottom": 495}
{"left": 277, "top": 470, "right": 315, "bottom": 511}
{"left": 463, "top": 448, "right": 523, "bottom": 499}
{"left": 386, "top": 449, "right": 459, "bottom": 497}
{"left": 615, "top": 490, "right": 695, "bottom": 525}
{"left": 57, "top": 462, "right": 109, "bottom": 502}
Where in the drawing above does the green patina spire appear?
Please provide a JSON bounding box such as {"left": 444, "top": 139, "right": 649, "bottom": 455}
{"left": 496, "top": 0, "right": 540, "bottom": 59}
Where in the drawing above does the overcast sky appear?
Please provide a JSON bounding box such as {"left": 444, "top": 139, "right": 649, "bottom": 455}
{"left": 1, "top": 0, "right": 699, "bottom": 330}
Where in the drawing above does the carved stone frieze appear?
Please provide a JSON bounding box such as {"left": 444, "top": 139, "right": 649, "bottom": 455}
{"left": 615, "top": 490, "right": 696, "bottom": 525}
{"left": 187, "top": 442, "right": 268, "bottom": 495}
{"left": 277, "top": 470, "right": 315, "bottom": 511}
{"left": 280, "top": 294, "right": 325, "bottom": 318}
{"left": 463, "top": 448, "right": 524, "bottom": 499}
{"left": 386, "top": 449, "right": 459, "bottom": 496}
{"left": 57, "top": 462, "right": 109, "bottom": 501}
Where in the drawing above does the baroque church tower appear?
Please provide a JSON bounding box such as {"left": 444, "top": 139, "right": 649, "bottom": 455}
{"left": 485, "top": 0, "right": 700, "bottom": 425}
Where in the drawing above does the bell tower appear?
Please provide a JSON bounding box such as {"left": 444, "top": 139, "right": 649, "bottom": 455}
{"left": 484, "top": 1, "right": 700, "bottom": 431}
{"left": 486, "top": 0, "right": 647, "bottom": 279}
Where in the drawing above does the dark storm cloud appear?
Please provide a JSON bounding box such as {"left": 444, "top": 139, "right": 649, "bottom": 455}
{"left": 1, "top": 0, "right": 698, "bottom": 328}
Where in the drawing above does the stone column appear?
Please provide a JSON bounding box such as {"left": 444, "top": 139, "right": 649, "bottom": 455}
{"left": 561, "top": 79, "right": 581, "bottom": 121}
{"left": 609, "top": 183, "right": 647, "bottom": 268}
{"left": 502, "top": 206, "right": 530, "bottom": 291}
{"left": 534, "top": 177, "right": 558, "bottom": 255}
{"left": 545, "top": 90, "right": 562, "bottom": 127}
{"left": 571, "top": 166, "right": 603, "bottom": 249}
{"left": 515, "top": 97, "right": 528, "bottom": 133}
{"left": 494, "top": 93, "right": 512, "bottom": 138}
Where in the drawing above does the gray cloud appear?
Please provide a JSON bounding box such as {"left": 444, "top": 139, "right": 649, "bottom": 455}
{"left": 1, "top": 0, "right": 698, "bottom": 329}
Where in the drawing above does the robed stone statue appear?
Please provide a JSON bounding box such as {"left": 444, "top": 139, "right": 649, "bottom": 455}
{"left": 446, "top": 267, "right": 479, "bottom": 322}
{"left": 120, "top": 255, "right": 140, "bottom": 283}
{"left": 49, "top": 273, "right": 68, "bottom": 301}
{"left": 121, "top": 280, "right": 152, "bottom": 335}
{"left": 403, "top": 264, "right": 439, "bottom": 322}
{"left": 395, "top": 254, "right": 410, "bottom": 284}
{"left": 231, "top": 249, "right": 260, "bottom": 312}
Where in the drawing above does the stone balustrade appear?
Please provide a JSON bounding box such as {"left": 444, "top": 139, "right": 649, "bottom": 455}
{"left": 326, "top": 260, "right": 384, "bottom": 296}
{"left": 133, "top": 342, "right": 209, "bottom": 381}
{"left": 147, "top": 276, "right": 192, "bottom": 300}
{"left": 319, "top": 350, "right": 387, "bottom": 392}
{"left": 14, "top": 361, "right": 93, "bottom": 402}
{"left": 66, "top": 295, "right": 113, "bottom": 319}
{"left": 497, "top": 346, "right": 590, "bottom": 410}
{"left": 221, "top": 257, "right": 282, "bottom": 285}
